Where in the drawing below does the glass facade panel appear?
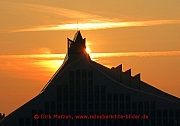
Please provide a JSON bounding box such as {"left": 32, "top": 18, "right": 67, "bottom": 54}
{"left": 126, "top": 93, "right": 130, "bottom": 102}
{"left": 157, "top": 109, "right": 162, "bottom": 125}
{"left": 101, "top": 86, "right": 106, "bottom": 94}
{"left": 25, "top": 118, "right": 30, "bottom": 126}
{"left": 19, "top": 118, "right": 24, "bottom": 126}
{"left": 88, "top": 71, "right": 93, "bottom": 85}
{"left": 24, "top": 70, "right": 180, "bottom": 126}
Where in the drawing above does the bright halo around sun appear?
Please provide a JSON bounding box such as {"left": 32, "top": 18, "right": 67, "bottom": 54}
{"left": 86, "top": 47, "right": 91, "bottom": 54}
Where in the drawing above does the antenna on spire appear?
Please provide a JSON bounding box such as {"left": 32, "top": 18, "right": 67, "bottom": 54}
{"left": 77, "top": 21, "right": 78, "bottom": 31}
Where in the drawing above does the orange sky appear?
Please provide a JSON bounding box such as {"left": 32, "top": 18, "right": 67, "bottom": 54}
{"left": 0, "top": 0, "right": 180, "bottom": 115}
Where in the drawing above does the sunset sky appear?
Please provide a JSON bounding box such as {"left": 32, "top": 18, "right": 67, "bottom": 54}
{"left": 1, "top": 0, "right": 180, "bottom": 115}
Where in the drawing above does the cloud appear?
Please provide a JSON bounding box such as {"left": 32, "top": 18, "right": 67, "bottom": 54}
{"left": 11, "top": 20, "right": 180, "bottom": 32}
{"left": 90, "top": 51, "right": 180, "bottom": 58}
{"left": 0, "top": 51, "right": 179, "bottom": 80}
{"left": 1, "top": 2, "right": 180, "bottom": 32}
{"left": 0, "top": 1, "right": 104, "bottom": 22}
{"left": 0, "top": 51, "right": 180, "bottom": 61}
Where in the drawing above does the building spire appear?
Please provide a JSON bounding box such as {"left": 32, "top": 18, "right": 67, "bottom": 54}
{"left": 67, "top": 31, "right": 86, "bottom": 56}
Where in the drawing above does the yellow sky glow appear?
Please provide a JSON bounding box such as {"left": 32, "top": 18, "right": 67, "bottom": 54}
{"left": 9, "top": 20, "right": 180, "bottom": 32}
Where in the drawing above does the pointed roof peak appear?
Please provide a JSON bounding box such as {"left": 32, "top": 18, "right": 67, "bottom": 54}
{"left": 73, "top": 30, "right": 82, "bottom": 42}
{"left": 67, "top": 31, "right": 87, "bottom": 56}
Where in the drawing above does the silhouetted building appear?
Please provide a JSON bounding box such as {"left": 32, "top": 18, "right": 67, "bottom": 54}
{"left": 1, "top": 31, "right": 180, "bottom": 126}
{"left": 0, "top": 113, "right": 5, "bottom": 122}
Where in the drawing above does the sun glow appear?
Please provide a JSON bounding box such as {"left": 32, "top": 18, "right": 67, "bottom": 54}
{"left": 86, "top": 47, "right": 91, "bottom": 54}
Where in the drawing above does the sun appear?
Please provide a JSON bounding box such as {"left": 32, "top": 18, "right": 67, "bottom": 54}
{"left": 86, "top": 47, "right": 91, "bottom": 54}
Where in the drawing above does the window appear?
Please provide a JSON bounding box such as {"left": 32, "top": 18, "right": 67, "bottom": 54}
{"left": 88, "top": 71, "right": 93, "bottom": 79}
{"left": 145, "top": 119, "right": 149, "bottom": 126}
{"left": 89, "top": 119, "right": 93, "bottom": 125}
{"left": 169, "top": 109, "right": 174, "bottom": 117}
{"left": 82, "top": 70, "right": 87, "bottom": 80}
{"left": 63, "top": 85, "right": 68, "bottom": 95}
{"left": 82, "top": 94, "right": 87, "bottom": 101}
{"left": 95, "top": 120, "right": 99, "bottom": 125}
{"left": 76, "top": 70, "right": 81, "bottom": 78}
{"left": 119, "top": 94, "right": 124, "bottom": 102}
{"left": 63, "top": 102, "right": 68, "bottom": 112}
{"left": 113, "top": 94, "right": 118, "bottom": 101}
{"left": 76, "top": 119, "right": 81, "bottom": 125}
{"left": 144, "top": 102, "right": 149, "bottom": 110}
{"left": 101, "top": 103, "right": 106, "bottom": 112}
{"left": 76, "top": 95, "right": 81, "bottom": 102}
{"left": 132, "top": 102, "right": 137, "bottom": 110}
{"left": 107, "top": 102, "right": 112, "bottom": 110}
{"left": 126, "top": 93, "right": 131, "bottom": 102}
{"left": 88, "top": 87, "right": 93, "bottom": 94}
{"left": 76, "top": 85, "right": 81, "bottom": 94}
{"left": 82, "top": 86, "right": 87, "bottom": 95}
{"left": 57, "top": 120, "right": 62, "bottom": 125}
{"left": 107, "top": 120, "right": 112, "bottom": 125}
{"left": 76, "top": 101, "right": 81, "bottom": 110}
{"left": 151, "top": 110, "right": 155, "bottom": 117}
{"left": 95, "top": 95, "right": 99, "bottom": 102}
{"left": 113, "top": 102, "right": 118, "bottom": 112}
{"left": 163, "top": 119, "right": 168, "bottom": 126}
{"left": 82, "top": 120, "right": 87, "bottom": 125}
{"left": 132, "top": 102, "right": 137, "bottom": 114}
{"left": 95, "top": 86, "right": 99, "bottom": 94}
{"left": 101, "top": 86, "right": 106, "bottom": 94}
{"left": 101, "top": 95, "right": 106, "bottom": 103}
{"left": 151, "top": 118, "right": 155, "bottom": 125}
{"left": 95, "top": 103, "right": 99, "bottom": 112}
{"left": 89, "top": 103, "right": 93, "bottom": 112}
{"left": 57, "top": 103, "right": 62, "bottom": 113}
{"left": 70, "top": 93, "right": 74, "bottom": 101}
{"left": 57, "top": 85, "right": 62, "bottom": 100}
{"left": 70, "top": 103, "right": 74, "bottom": 110}
{"left": 157, "top": 109, "right": 162, "bottom": 125}
{"left": 25, "top": 118, "right": 30, "bottom": 126}
{"left": 88, "top": 71, "right": 93, "bottom": 85}
{"left": 120, "top": 103, "right": 124, "bottom": 110}
{"left": 150, "top": 101, "right": 155, "bottom": 110}
{"left": 44, "top": 102, "right": 49, "bottom": 113}
{"left": 31, "top": 117, "right": 37, "bottom": 126}
{"left": 69, "top": 86, "right": 74, "bottom": 96}
{"left": 70, "top": 120, "right": 74, "bottom": 125}
{"left": 51, "top": 102, "right": 56, "bottom": 113}
{"left": 64, "top": 120, "right": 68, "bottom": 126}
{"left": 163, "top": 109, "right": 168, "bottom": 118}
{"left": 38, "top": 110, "right": 43, "bottom": 114}
{"left": 138, "top": 102, "right": 143, "bottom": 109}
{"left": 138, "top": 102, "right": 143, "bottom": 114}
{"left": 38, "top": 115, "right": 43, "bottom": 126}
{"left": 69, "top": 71, "right": 74, "bottom": 85}
{"left": 175, "top": 109, "right": 180, "bottom": 118}
{"left": 51, "top": 119, "right": 56, "bottom": 126}
{"left": 126, "top": 103, "right": 131, "bottom": 112}
{"left": 101, "top": 120, "right": 106, "bottom": 125}
{"left": 82, "top": 103, "right": 87, "bottom": 110}
{"left": 70, "top": 109, "right": 74, "bottom": 115}
{"left": 107, "top": 94, "right": 112, "bottom": 101}
{"left": 82, "top": 73, "right": 87, "bottom": 86}
{"left": 169, "top": 119, "right": 174, "bottom": 125}
{"left": 19, "top": 118, "right": 24, "bottom": 126}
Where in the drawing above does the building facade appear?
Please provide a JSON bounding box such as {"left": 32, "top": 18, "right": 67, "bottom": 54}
{"left": 1, "top": 31, "right": 180, "bottom": 126}
{"left": 0, "top": 113, "right": 5, "bottom": 122}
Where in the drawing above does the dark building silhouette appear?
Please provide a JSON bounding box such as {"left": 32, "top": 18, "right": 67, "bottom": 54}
{"left": 0, "top": 113, "right": 5, "bottom": 122}
{"left": 1, "top": 31, "right": 180, "bottom": 126}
